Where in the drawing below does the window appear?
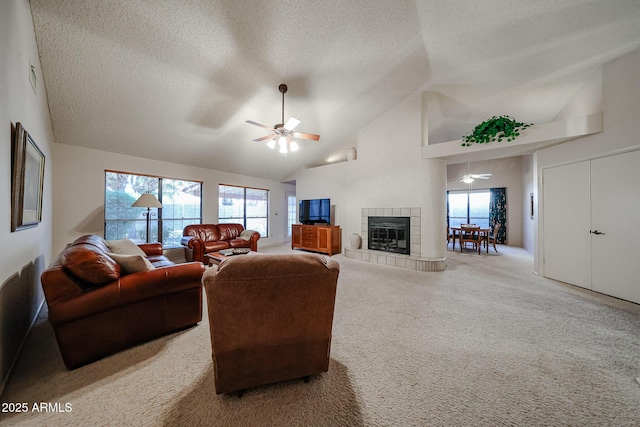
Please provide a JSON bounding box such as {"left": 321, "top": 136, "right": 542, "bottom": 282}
{"left": 448, "top": 190, "right": 490, "bottom": 228}
{"left": 105, "top": 171, "right": 202, "bottom": 247}
{"left": 286, "top": 192, "right": 296, "bottom": 237}
{"left": 218, "top": 184, "right": 269, "bottom": 237}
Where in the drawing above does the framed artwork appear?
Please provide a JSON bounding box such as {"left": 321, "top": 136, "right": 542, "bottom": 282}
{"left": 11, "top": 122, "right": 45, "bottom": 231}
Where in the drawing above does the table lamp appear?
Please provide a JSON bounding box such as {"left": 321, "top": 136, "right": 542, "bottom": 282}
{"left": 132, "top": 193, "right": 163, "bottom": 243}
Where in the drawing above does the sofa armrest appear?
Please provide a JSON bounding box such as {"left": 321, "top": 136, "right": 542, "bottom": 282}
{"left": 248, "top": 231, "right": 261, "bottom": 252}
{"left": 181, "top": 236, "right": 204, "bottom": 263}
{"left": 47, "top": 262, "right": 205, "bottom": 324}
{"left": 239, "top": 230, "right": 261, "bottom": 252}
{"left": 138, "top": 243, "right": 163, "bottom": 256}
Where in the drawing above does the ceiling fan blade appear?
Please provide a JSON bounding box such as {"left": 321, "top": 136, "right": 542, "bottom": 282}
{"left": 470, "top": 173, "right": 492, "bottom": 178}
{"left": 252, "top": 135, "right": 276, "bottom": 142}
{"left": 292, "top": 131, "right": 320, "bottom": 141}
{"left": 283, "top": 116, "right": 301, "bottom": 131}
{"left": 246, "top": 120, "right": 275, "bottom": 131}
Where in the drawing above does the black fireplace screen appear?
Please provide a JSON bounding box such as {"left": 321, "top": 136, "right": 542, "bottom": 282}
{"left": 368, "top": 216, "right": 410, "bottom": 255}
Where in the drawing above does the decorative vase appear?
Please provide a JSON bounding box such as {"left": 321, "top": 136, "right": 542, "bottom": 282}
{"left": 350, "top": 233, "right": 362, "bottom": 249}
{"left": 346, "top": 147, "right": 357, "bottom": 161}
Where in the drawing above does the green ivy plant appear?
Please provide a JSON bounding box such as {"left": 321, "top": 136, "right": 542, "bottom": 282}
{"left": 461, "top": 115, "right": 532, "bottom": 147}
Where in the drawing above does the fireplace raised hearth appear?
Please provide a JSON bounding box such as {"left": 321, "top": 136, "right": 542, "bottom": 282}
{"left": 368, "top": 216, "right": 410, "bottom": 255}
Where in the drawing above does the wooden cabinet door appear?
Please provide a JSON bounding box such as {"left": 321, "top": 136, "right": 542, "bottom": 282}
{"left": 316, "top": 227, "right": 330, "bottom": 252}
{"left": 292, "top": 225, "right": 302, "bottom": 247}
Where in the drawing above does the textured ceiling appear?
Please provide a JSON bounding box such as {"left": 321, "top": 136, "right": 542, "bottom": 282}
{"left": 30, "top": 0, "right": 640, "bottom": 181}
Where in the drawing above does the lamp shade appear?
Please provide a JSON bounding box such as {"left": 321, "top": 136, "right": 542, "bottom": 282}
{"left": 132, "top": 193, "right": 163, "bottom": 208}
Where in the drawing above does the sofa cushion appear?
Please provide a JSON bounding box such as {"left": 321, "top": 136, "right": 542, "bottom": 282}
{"left": 218, "top": 224, "right": 244, "bottom": 241}
{"left": 108, "top": 253, "right": 155, "bottom": 274}
{"left": 229, "top": 239, "right": 252, "bottom": 249}
{"left": 184, "top": 225, "right": 220, "bottom": 242}
{"left": 146, "top": 255, "right": 176, "bottom": 268}
{"left": 205, "top": 241, "right": 231, "bottom": 252}
{"left": 106, "top": 239, "right": 147, "bottom": 257}
{"left": 61, "top": 244, "right": 121, "bottom": 288}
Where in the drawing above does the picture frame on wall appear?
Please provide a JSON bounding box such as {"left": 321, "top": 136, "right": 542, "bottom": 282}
{"left": 11, "top": 122, "right": 45, "bottom": 231}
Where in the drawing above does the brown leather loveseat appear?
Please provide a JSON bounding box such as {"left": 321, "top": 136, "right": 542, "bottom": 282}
{"left": 181, "top": 223, "right": 260, "bottom": 263}
{"left": 40, "top": 235, "right": 205, "bottom": 369}
{"left": 203, "top": 253, "right": 339, "bottom": 394}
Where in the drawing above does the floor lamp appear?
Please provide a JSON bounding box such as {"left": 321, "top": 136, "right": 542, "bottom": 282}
{"left": 132, "top": 193, "right": 163, "bottom": 243}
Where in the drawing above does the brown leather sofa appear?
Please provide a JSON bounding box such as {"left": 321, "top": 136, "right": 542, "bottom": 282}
{"left": 40, "top": 235, "right": 205, "bottom": 369}
{"left": 203, "top": 253, "right": 339, "bottom": 394}
{"left": 181, "top": 223, "right": 260, "bottom": 263}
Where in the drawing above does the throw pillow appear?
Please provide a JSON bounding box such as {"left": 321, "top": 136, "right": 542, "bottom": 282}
{"left": 108, "top": 253, "right": 155, "bottom": 274}
{"left": 238, "top": 230, "right": 255, "bottom": 241}
{"left": 106, "top": 239, "right": 147, "bottom": 257}
{"left": 61, "top": 244, "right": 121, "bottom": 288}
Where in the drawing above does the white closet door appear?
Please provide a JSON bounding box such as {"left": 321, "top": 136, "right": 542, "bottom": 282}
{"left": 543, "top": 161, "right": 592, "bottom": 289}
{"left": 591, "top": 150, "right": 640, "bottom": 304}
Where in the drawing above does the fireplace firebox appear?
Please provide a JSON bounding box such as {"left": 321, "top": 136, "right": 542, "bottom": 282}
{"left": 368, "top": 216, "right": 410, "bottom": 255}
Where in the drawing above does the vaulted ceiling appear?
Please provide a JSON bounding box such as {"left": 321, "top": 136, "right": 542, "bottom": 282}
{"left": 30, "top": 0, "right": 640, "bottom": 181}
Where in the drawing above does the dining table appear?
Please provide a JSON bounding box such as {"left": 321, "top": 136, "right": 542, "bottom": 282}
{"left": 450, "top": 226, "right": 491, "bottom": 254}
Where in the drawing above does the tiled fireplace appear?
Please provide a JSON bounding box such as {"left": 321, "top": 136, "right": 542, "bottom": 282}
{"left": 344, "top": 208, "right": 446, "bottom": 272}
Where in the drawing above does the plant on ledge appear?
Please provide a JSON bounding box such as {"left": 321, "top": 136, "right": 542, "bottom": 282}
{"left": 461, "top": 115, "right": 532, "bottom": 147}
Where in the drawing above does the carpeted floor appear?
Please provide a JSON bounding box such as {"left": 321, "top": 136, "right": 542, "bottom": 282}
{"left": 1, "top": 244, "right": 639, "bottom": 426}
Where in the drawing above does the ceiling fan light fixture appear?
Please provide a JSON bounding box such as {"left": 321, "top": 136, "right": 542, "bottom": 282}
{"left": 246, "top": 84, "right": 320, "bottom": 155}
{"left": 284, "top": 116, "right": 301, "bottom": 131}
{"left": 462, "top": 176, "right": 474, "bottom": 184}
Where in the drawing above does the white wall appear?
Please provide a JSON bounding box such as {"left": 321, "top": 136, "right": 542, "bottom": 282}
{"left": 0, "top": 0, "right": 54, "bottom": 394}
{"left": 293, "top": 92, "right": 448, "bottom": 259}
{"left": 53, "top": 144, "right": 294, "bottom": 255}
{"left": 521, "top": 155, "right": 534, "bottom": 253}
{"left": 535, "top": 48, "right": 640, "bottom": 273}
{"left": 293, "top": 161, "right": 348, "bottom": 227}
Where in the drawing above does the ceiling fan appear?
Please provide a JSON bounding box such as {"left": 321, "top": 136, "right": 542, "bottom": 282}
{"left": 246, "top": 84, "right": 320, "bottom": 154}
{"left": 450, "top": 163, "right": 492, "bottom": 183}
{"left": 459, "top": 173, "right": 492, "bottom": 184}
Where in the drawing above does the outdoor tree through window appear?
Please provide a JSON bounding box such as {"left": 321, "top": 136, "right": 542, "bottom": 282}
{"left": 219, "top": 184, "right": 268, "bottom": 237}
{"left": 105, "top": 171, "right": 202, "bottom": 247}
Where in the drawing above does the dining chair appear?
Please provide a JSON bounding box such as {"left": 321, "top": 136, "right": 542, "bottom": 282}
{"left": 485, "top": 223, "right": 500, "bottom": 253}
{"left": 459, "top": 226, "right": 481, "bottom": 253}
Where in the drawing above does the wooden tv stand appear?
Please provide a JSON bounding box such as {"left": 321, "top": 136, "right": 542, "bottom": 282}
{"left": 291, "top": 224, "right": 341, "bottom": 256}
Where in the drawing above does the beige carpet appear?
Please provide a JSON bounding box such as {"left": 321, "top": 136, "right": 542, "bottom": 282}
{"left": 1, "top": 244, "right": 639, "bottom": 426}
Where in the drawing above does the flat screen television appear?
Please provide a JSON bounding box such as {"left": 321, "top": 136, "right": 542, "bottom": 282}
{"left": 299, "top": 198, "right": 330, "bottom": 225}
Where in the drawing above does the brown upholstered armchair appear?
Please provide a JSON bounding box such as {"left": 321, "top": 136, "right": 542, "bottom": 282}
{"left": 202, "top": 253, "right": 340, "bottom": 395}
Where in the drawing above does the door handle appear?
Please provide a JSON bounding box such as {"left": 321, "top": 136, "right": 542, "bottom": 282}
{"left": 590, "top": 230, "right": 605, "bottom": 235}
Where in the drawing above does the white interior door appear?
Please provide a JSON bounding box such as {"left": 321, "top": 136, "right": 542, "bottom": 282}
{"left": 591, "top": 150, "right": 640, "bottom": 304}
{"left": 543, "top": 161, "right": 592, "bottom": 289}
